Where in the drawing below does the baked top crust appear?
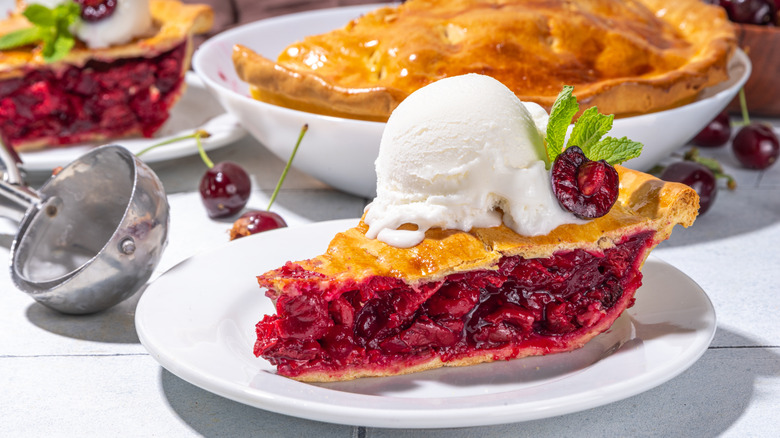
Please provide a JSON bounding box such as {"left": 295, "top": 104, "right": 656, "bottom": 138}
{"left": 234, "top": 0, "right": 736, "bottom": 122}
{"left": 259, "top": 166, "right": 699, "bottom": 295}
{"left": 0, "top": 0, "right": 214, "bottom": 80}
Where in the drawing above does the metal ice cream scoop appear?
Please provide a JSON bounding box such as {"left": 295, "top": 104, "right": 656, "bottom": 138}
{"left": 0, "top": 142, "right": 169, "bottom": 314}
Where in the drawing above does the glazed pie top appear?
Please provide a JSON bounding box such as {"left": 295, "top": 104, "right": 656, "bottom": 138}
{"left": 259, "top": 165, "right": 699, "bottom": 295}
{"left": 0, "top": 0, "right": 214, "bottom": 80}
{"left": 233, "top": 0, "right": 736, "bottom": 122}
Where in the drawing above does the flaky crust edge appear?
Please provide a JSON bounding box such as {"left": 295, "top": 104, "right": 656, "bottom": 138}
{"left": 259, "top": 166, "right": 699, "bottom": 291}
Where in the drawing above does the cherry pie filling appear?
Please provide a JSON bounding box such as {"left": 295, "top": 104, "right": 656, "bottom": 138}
{"left": 256, "top": 231, "right": 656, "bottom": 378}
{"left": 0, "top": 42, "right": 187, "bottom": 148}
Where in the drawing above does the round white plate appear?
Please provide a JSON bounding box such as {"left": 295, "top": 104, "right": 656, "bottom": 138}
{"left": 136, "top": 219, "right": 716, "bottom": 429}
{"left": 17, "top": 73, "right": 247, "bottom": 172}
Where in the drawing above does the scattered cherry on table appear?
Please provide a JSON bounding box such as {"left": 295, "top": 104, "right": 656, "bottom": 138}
{"left": 199, "top": 161, "right": 252, "bottom": 219}
{"left": 227, "top": 124, "right": 308, "bottom": 239}
{"left": 716, "top": 0, "right": 777, "bottom": 25}
{"left": 660, "top": 161, "right": 718, "bottom": 215}
{"left": 229, "top": 210, "right": 288, "bottom": 240}
{"left": 732, "top": 123, "right": 780, "bottom": 169}
{"left": 692, "top": 111, "right": 732, "bottom": 147}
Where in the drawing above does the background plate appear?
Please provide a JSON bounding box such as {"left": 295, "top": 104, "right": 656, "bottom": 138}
{"left": 17, "top": 73, "right": 246, "bottom": 172}
{"left": 136, "top": 219, "right": 717, "bottom": 428}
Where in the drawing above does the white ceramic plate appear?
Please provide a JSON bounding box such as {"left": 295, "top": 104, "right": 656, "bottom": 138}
{"left": 17, "top": 73, "right": 246, "bottom": 172}
{"left": 136, "top": 219, "right": 716, "bottom": 429}
{"left": 193, "top": 4, "right": 751, "bottom": 198}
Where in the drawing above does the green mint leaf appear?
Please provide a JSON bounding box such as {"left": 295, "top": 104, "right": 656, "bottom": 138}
{"left": 38, "top": 26, "right": 57, "bottom": 58}
{"left": 44, "top": 32, "right": 74, "bottom": 63}
{"left": 567, "top": 106, "right": 613, "bottom": 155}
{"left": 544, "top": 85, "right": 579, "bottom": 165}
{"left": 54, "top": 2, "right": 81, "bottom": 26}
{"left": 0, "top": 27, "right": 43, "bottom": 50}
{"left": 588, "top": 136, "right": 643, "bottom": 165}
{"left": 2, "top": 3, "right": 82, "bottom": 63}
{"left": 23, "top": 4, "right": 55, "bottom": 27}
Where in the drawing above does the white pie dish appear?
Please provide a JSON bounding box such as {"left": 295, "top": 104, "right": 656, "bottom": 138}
{"left": 192, "top": 4, "right": 751, "bottom": 199}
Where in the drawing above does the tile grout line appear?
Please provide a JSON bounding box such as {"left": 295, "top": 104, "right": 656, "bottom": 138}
{"left": 0, "top": 352, "right": 150, "bottom": 359}
{"left": 708, "top": 345, "right": 780, "bottom": 349}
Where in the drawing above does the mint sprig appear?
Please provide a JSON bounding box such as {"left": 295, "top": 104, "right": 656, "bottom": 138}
{"left": 0, "top": 2, "right": 81, "bottom": 63}
{"left": 545, "top": 86, "right": 579, "bottom": 164}
{"left": 544, "top": 85, "right": 643, "bottom": 166}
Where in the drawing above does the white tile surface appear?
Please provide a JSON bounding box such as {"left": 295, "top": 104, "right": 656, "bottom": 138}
{"left": 2, "top": 133, "right": 778, "bottom": 437}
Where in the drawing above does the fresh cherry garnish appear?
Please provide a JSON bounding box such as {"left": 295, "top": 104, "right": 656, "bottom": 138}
{"left": 551, "top": 146, "right": 619, "bottom": 219}
{"left": 732, "top": 123, "right": 780, "bottom": 169}
{"left": 718, "top": 0, "right": 776, "bottom": 25}
{"left": 74, "top": 0, "right": 118, "bottom": 22}
{"left": 229, "top": 210, "right": 287, "bottom": 240}
{"left": 660, "top": 161, "right": 718, "bottom": 214}
{"left": 692, "top": 111, "right": 732, "bottom": 147}
{"left": 199, "top": 161, "right": 252, "bottom": 218}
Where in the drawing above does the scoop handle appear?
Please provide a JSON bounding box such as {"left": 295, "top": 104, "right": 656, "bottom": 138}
{"left": 0, "top": 141, "right": 24, "bottom": 185}
{"left": 0, "top": 178, "right": 39, "bottom": 222}
{"left": 0, "top": 142, "right": 38, "bottom": 222}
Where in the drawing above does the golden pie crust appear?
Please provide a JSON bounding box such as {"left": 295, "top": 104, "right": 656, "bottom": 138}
{"left": 1, "top": 0, "right": 213, "bottom": 80}
{"left": 234, "top": 0, "right": 736, "bottom": 122}
{"left": 257, "top": 167, "right": 699, "bottom": 381}
{"left": 260, "top": 166, "right": 698, "bottom": 292}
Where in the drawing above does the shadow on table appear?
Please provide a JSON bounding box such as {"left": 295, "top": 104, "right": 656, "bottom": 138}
{"left": 23, "top": 285, "right": 143, "bottom": 344}
{"left": 657, "top": 188, "right": 780, "bottom": 249}
{"left": 159, "top": 368, "right": 353, "bottom": 437}
{"left": 158, "top": 327, "right": 778, "bottom": 437}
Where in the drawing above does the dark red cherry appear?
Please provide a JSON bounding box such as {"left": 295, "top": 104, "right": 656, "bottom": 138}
{"left": 74, "top": 0, "right": 118, "bottom": 22}
{"left": 732, "top": 123, "right": 780, "bottom": 169}
{"left": 660, "top": 161, "right": 718, "bottom": 214}
{"left": 199, "top": 161, "right": 251, "bottom": 218}
{"left": 718, "top": 0, "right": 775, "bottom": 25}
{"left": 692, "top": 111, "right": 732, "bottom": 147}
{"left": 551, "top": 146, "right": 619, "bottom": 219}
{"left": 229, "top": 210, "right": 287, "bottom": 240}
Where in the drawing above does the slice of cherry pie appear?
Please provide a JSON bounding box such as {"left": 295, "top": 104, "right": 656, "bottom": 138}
{"left": 0, "top": 0, "right": 213, "bottom": 151}
{"left": 253, "top": 166, "right": 699, "bottom": 382}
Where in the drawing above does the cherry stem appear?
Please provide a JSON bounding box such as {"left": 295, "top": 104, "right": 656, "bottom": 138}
{"left": 739, "top": 88, "right": 750, "bottom": 126}
{"left": 684, "top": 146, "right": 737, "bottom": 190}
{"left": 136, "top": 129, "right": 211, "bottom": 157}
{"left": 267, "top": 124, "right": 308, "bottom": 211}
{"left": 195, "top": 131, "right": 214, "bottom": 169}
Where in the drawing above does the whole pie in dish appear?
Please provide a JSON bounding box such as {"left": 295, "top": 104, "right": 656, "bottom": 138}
{"left": 233, "top": 0, "right": 736, "bottom": 122}
{"left": 253, "top": 166, "right": 698, "bottom": 382}
{"left": 0, "top": 0, "right": 213, "bottom": 151}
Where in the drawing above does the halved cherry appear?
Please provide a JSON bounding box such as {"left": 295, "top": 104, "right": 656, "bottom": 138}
{"left": 551, "top": 146, "right": 619, "bottom": 219}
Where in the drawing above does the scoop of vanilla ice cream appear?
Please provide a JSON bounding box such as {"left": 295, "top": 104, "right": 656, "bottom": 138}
{"left": 27, "top": 0, "right": 153, "bottom": 49}
{"left": 364, "top": 74, "right": 584, "bottom": 248}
